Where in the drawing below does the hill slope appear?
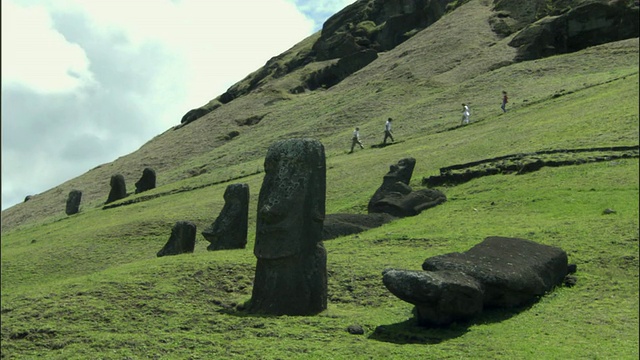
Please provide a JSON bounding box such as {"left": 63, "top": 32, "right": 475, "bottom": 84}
{"left": 1, "top": 0, "right": 638, "bottom": 358}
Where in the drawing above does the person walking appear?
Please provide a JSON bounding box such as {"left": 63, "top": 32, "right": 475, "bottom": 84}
{"left": 350, "top": 127, "right": 364, "bottom": 153}
{"left": 461, "top": 104, "right": 470, "bottom": 125}
{"left": 501, "top": 91, "right": 508, "bottom": 113}
{"left": 383, "top": 118, "right": 394, "bottom": 144}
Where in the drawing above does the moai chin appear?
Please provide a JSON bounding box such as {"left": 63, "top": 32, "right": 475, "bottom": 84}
{"left": 249, "top": 138, "right": 327, "bottom": 315}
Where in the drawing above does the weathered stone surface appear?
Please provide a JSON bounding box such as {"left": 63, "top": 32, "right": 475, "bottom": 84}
{"left": 383, "top": 236, "right": 570, "bottom": 326}
{"left": 368, "top": 158, "right": 446, "bottom": 217}
{"left": 105, "top": 174, "right": 127, "bottom": 204}
{"left": 383, "top": 269, "right": 484, "bottom": 326}
{"left": 202, "top": 183, "right": 249, "bottom": 251}
{"left": 313, "top": 0, "right": 456, "bottom": 60}
{"left": 135, "top": 168, "right": 156, "bottom": 194}
{"left": 304, "top": 49, "right": 378, "bottom": 90}
{"left": 65, "top": 190, "right": 82, "bottom": 215}
{"left": 157, "top": 221, "right": 196, "bottom": 257}
{"left": 249, "top": 139, "right": 327, "bottom": 315}
{"left": 509, "top": 2, "right": 639, "bottom": 61}
{"left": 322, "top": 213, "right": 396, "bottom": 240}
{"left": 423, "top": 236, "right": 568, "bottom": 307}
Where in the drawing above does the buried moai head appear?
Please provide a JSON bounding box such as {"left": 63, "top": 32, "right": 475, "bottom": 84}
{"left": 383, "top": 157, "right": 416, "bottom": 186}
{"left": 254, "top": 138, "right": 326, "bottom": 259}
{"left": 106, "top": 174, "right": 127, "bottom": 204}
{"left": 65, "top": 190, "right": 82, "bottom": 215}
{"left": 202, "top": 183, "right": 250, "bottom": 251}
{"left": 157, "top": 221, "right": 197, "bottom": 257}
{"left": 135, "top": 167, "right": 156, "bottom": 194}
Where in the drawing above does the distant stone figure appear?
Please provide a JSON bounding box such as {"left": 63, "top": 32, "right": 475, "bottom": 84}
{"left": 202, "top": 183, "right": 249, "bottom": 251}
{"left": 249, "top": 138, "right": 327, "bottom": 315}
{"left": 65, "top": 190, "right": 82, "bottom": 215}
{"left": 368, "top": 158, "right": 446, "bottom": 217}
{"left": 383, "top": 236, "right": 571, "bottom": 326}
{"left": 135, "top": 167, "right": 156, "bottom": 194}
{"left": 105, "top": 174, "right": 127, "bottom": 204}
{"left": 157, "top": 221, "right": 197, "bottom": 257}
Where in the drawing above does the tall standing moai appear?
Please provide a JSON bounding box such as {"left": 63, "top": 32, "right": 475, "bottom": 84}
{"left": 202, "top": 183, "right": 249, "bottom": 251}
{"left": 65, "top": 190, "right": 82, "bottom": 215}
{"left": 105, "top": 174, "right": 127, "bottom": 204}
{"left": 135, "top": 167, "right": 156, "bottom": 194}
{"left": 249, "top": 139, "right": 328, "bottom": 315}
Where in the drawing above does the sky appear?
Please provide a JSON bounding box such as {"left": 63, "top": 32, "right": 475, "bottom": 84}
{"left": 1, "top": 0, "right": 356, "bottom": 211}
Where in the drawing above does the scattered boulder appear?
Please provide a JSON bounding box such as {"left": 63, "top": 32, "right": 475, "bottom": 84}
{"left": 202, "top": 183, "right": 250, "bottom": 251}
{"left": 65, "top": 190, "right": 82, "bottom": 215}
{"left": 157, "top": 221, "right": 197, "bottom": 257}
{"left": 383, "top": 236, "right": 571, "bottom": 326}
{"left": 249, "top": 139, "right": 327, "bottom": 316}
{"left": 368, "top": 158, "right": 446, "bottom": 217}
{"left": 135, "top": 168, "right": 156, "bottom": 194}
{"left": 105, "top": 174, "right": 127, "bottom": 204}
{"left": 347, "top": 324, "right": 365, "bottom": 335}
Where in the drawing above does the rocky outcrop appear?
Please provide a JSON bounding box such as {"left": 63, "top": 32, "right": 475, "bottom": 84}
{"left": 509, "top": 1, "right": 639, "bottom": 61}
{"left": 303, "top": 50, "right": 378, "bottom": 91}
{"left": 313, "top": 0, "right": 457, "bottom": 60}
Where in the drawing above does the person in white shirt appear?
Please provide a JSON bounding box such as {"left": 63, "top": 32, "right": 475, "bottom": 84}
{"left": 350, "top": 127, "right": 364, "bottom": 153}
{"left": 461, "top": 104, "right": 470, "bottom": 125}
{"left": 383, "top": 118, "right": 394, "bottom": 144}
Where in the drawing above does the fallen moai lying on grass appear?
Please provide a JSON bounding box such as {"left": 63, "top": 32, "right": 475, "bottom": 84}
{"left": 383, "top": 236, "right": 575, "bottom": 326}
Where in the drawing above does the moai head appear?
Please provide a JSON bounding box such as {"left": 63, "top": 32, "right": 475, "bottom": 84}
{"left": 254, "top": 139, "right": 326, "bottom": 259}
{"left": 382, "top": 157, "right": 416, "bottom": 186}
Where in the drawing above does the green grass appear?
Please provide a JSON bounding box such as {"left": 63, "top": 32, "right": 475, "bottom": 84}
{"left": 1, "top": 1, "right": 639, "bottom": 358}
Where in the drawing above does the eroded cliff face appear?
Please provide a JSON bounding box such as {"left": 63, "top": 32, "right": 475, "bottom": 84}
{"left": 182, "top": 0, "right": 638, "bottom": 124}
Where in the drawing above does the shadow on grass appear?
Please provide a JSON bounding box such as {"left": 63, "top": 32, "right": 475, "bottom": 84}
{"left": 369, "top": 302, "right": 535, "bottom": 345}
{"left": 370, "top": 140, "right": 405, "bottom": 149}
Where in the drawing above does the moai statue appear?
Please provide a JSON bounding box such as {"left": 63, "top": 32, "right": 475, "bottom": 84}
{"left": 157, "top": 221, "right": 197, "bottom": 257}
{"left": 135, "top": 167, "right": 156, "bottom": 194}
{"left": 65, "top": 190, "right": 82, "bottom": 215}
{"left": 249, "top": 139, "right": 327, "bottom": 315}
{"left": 368, "top": 157, "right": 446, "bottom": 217}
{"left": 106, "top": 174, "right": 127, "bottom": 204}
{"left": 368, "top": 157, "right": 416, "bottom": 214}
{"left": 202, "top": 183, "right": 249, "bottom": 251}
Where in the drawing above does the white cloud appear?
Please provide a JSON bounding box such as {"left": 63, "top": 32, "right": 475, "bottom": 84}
{"left": 1, "top": 0, "right": 352, "bottom": 211}
{"left": 1, "top": 1, "right": 95, "bottom": 94}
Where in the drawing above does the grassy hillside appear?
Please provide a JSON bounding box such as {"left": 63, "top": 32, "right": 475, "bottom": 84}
{"left": 2, "top": 0, "right": 638, "bottom": 358}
